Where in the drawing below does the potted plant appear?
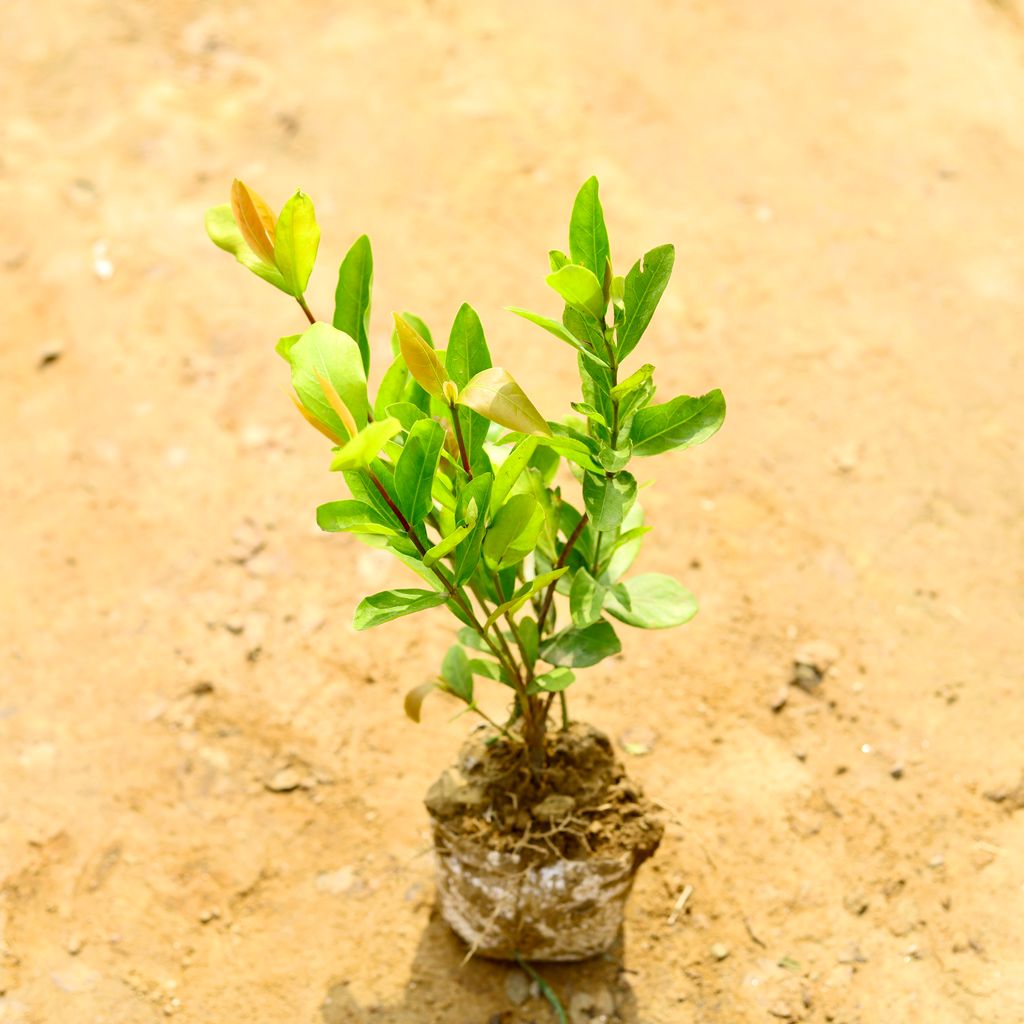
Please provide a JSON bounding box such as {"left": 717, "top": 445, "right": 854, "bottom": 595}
{"left": 206, "top": 177, "right": 725, "bottom": 961}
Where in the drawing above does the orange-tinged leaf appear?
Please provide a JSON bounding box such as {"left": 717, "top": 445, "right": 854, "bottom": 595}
{"left": 315, "top": 372, "right": 357, "bottom": 440}
{"left": 230, "top": 179, "right": 276, "bottom": 266}
{"left": 404, "top": 681, "right": 439, "bottom": 723}
{"left": 394, "top": 313, "right": 449, "bottom": 399}
{"left": 290, "top": 392, "right": 346, "bottom": 445}
{"left": 457, "top": 367, "right": 551, "bottom": 437}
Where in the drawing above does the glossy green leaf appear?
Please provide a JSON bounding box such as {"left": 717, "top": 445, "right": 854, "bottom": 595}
{"left": 630, "top": 390, "right": 726, "bottom": 457}
{"left": 333, "top": 234, "right": 373, "bottom": 372}
{"left": 569, "top": 568, "right": 607, "bottom": 628}
{"left": 602, "top": 502, "right": 645, "bottom": 580}
{"left": 611, "top": 363, "right": 654, "bottom": 400}
{"left": 453, "top": 473, "right": 493, "bottom": 584}
{"left": 206, "top": 205, "right": 289, "bottom": 293}
{"left": 274, "top": 191, "right": 319, "bottom": 297}
{"left": 331, "top": 418, "right": 402, "bottom": 471}
{"left": 394, "top": 419, "right": 445, "bottom": 524}
{"left": 458, "top": 368, "right": 551, "bottom": 437}
{"left": 605, "top": 573, "right": 698, "bottom": 629}
{"left": 394, "top": 314, "right": 449, "bottom": 399}
{"left": 386, "top": 402, "right": 426, "bottom": 431}
{"left": 568, "top": 176, "right": 611, "bottom": 286}
{"left": 546, "top": 264, "right": 605, "bottom": 321}
{"left": 316, "top": 499, "right": 398, "bottom": 536}
{"left": 275, "top": 333, "right": 301, "bottom": 362}
{"left": 354, "top": 588, "right": 448, "bottom": 629}
{"left": 583, "top": 471, "right": 637, "bottom": 531}
{"left": 539, "top": 620, "right": 621, "bottom": 668}
{"left": 549, "top": 249, "right": 569, "bottom": 271}
{"left": 483, "top": 492, "right": 542, "bottom": 570}
{"left": 290, "top": 322, "right": 369, "bottom": 440}
{"left": 446, "top": 303, "right": 492, "bottom": 463}
{"left": 617, "top": 244, "right": 674, "bottom": 360}
{"left": 519, "top": 615, "right": 539, "bottom": 666}
{"left": 422, "top": 521, "right": 474, "bottom": 567}
{"left": 530, "top": 667, "right": 575, "bottom": 693}
{"left": 484, "top": 567, "right": 568, "bottom": 629}
{"left": 441, "top": 645, "right": 474, "bottom": 703}
{"left": 506, "top": 307, "right": 584, "bottom": 351}
{"left": 490, "top": 436, "right": 539, "bottom": 515}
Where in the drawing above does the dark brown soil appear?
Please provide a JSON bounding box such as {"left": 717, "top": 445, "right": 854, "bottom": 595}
{"left": 425, "top": 722, "right": 664, "bottom": 862}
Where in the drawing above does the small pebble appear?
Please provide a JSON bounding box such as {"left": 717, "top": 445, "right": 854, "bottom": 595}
{"left": 710, "top": 942, "right": 730, "bottom": 961}
{"left": 39, "top": 341, "right": 64, "bottom": 369}
{"left": 890, "top": 763, "right": 905, "bottom": 780}
{"left": 769, "top": 688, "right": 789, "bottom": 713}
{"left": 504, "top": 969, "right": 530, "bottom": 1006}
{"left": 265, "top": 767, "right": 302, "bottom": 793}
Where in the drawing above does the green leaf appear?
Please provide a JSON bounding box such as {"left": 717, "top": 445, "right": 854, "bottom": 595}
{"left": 274, "top": 191, "right": 319, "bottom": 297}
{"left": 546, "top": 264, "right": 605, "bottom": 321}
{"left": 583, "top": 471, "right": 637, "bottom": 531}
{"left": 611, "top": 363, "right": 654, "bottom": 401}
{"left": 519, "top": 615, "right": 539, "bottom": 666}
{"left": 333, "top": 234, "right": 373, "bottom": 373}
{"left": 529, "top": 667, "right": 575, "bottom": 694}
{"left": 597, "top": 442, "right": 632, "bottom": 472}
{"left": 394, "top": 419, "right": 445, "bottom": 524}
{"left": 316, "top": 499, "right": 398, "bottom": 536}
{"left": 395, "top": 313, "right": 449, "bottom": 400}
{"left": 354, "top": 588, "right": 448, "bottom": 629}
{"left": 275, "top": 333, "right": 301, "bottom": 362}
{"left": 490, "top": 436, "right": 539, "bottom": 515}
{"left": 441, "top": 645, "right": 474, "bottom": 703}
{"left": 522, "top": 433, "right": 602, "bottom": 473}
{"left": 484, "top": 567, "right": 568, "bottom": 629}
{"left": 331, "top": 418, "right": 402, "bottom": 471}
{"left": 386, "top": 402, "right": 427, "bottom": 431}
{"left": 617, "top": 244, "right": 674, "bottom": 360}
{"left": 603, "top": 502, "right": 645, "bottom": 581}
{"left": 453, "top": 473, "right": 493, "bottom": 584}
{"left": 571, "top": 402, "right": 608, "bottom": 429}
{"left": 569, "top": 568, "right": 607, "bottom": 628}
{"left": 458, "top": 368, "right": 551, "bottom": 437}
{"left": 205, "top": 205, "right": 289, "bottom": 293}
{"left": 605, "top": 573, "right": 698, "bottom": 629}
{"left": 549, "top": 249, "right": 569, "bottom": 271}
{"left": 422, "top": 521, "right": 474, "bottom": 567}
{"left": 447, "top": 303, "right": 492, "bottom": 463}
{"left": 506, "top": 307, "right": 585, "bottom": 351}
{"left": 391, "top": 312, "right": 434, "bottom": 354}
{"left": 539, "top": 620, "right": 621, "bottom": 668}
{"left": 483, "top": 492, "right": 542, "bottom": 570}
{"left": 630, "top": 390, "right": 726, "bottom": 457}
{"left": 290, "top": 322, "right": 370, "bottom": 440}
{"left": 568, "top": 176, "right": 611, "bottom": 286}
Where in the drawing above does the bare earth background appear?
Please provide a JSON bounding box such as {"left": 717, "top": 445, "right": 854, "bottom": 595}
{"left": 2, "top": 1, "right": 1023, "bottom": 1022}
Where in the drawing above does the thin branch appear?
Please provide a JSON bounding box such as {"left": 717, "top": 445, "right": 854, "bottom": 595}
{"left": 536, "top": 513, "right": 588, "bottom": 635}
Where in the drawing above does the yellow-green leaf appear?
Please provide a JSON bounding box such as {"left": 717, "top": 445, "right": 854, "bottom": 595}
{"left": 205, "top": 205, "right": 288, "bottom": 293}
{"left": 394, "top": 313, "right": 449, "bottom": 399}
{"left": 274, "top": 191, "right": 320, "bottom": 297}
{"left": 457, "top": 368, "right": 551, "bottom": 437}
{"left": 330, "top": 418, "right": 402, "bottom": 471}
{"left": 230, "top": 179, "right": 276, "bottom": 265}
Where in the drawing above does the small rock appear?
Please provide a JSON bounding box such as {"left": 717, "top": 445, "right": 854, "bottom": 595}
{"left": 92, "top": 241, "right": 114, "bottom": 280}
{"left": 504, "top": 969, "right": 530, "bottom": 1005}
{"left": 889, "top": 762, "right": 904, "bottom": 780}
{"left": 767, "top": 1002, "right": 793, "bottom": 1020}
{"left": 264, "top": 767, "right": 301, "bottom": 793}
{"left": 983, "top": 775, "right": 1024, "bottom": 810}
{"left": 770, "top": 688, "right": 789, "bottom": 713}
{"left": 532, "top": 794, "right": 576, "bottom": 821}
{"left": 38, "top": 341, "right": 64, "bottom": 369}
{"left": 315, "top": 866, "right": 355, "bottom": 895}
{"left": 568, "top": 989, "right": 613, "bottom": 1023}
{"left": 837, "top": 944, "right": 867, "bottom": 964}
{"left": 710, "top": 942, "right": 730, "bottom": 961}
{"left": 66, "top": 934, "right": 83, "bottom": 956}
{"left": 928, "top": 853, "right": 945, "bottom": 869}
{"left": 843, "top": 891, "right": 869, "bottom": 916}
{"left": 198, "top": 908, "right": 220, "bottom": 923}
{"left": 618, "top": 725, "right": 656, "bottom": 756}
{"left": 792, "top": 641, "right": 839, "bottom": 693}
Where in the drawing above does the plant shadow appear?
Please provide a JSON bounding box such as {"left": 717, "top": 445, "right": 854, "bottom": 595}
{"left": 320, "top": 908, "right": 641, "bottom": 1023}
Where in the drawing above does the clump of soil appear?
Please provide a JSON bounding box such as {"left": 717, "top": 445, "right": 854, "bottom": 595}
{"left": 425, "top": 722, "right": 663, "bottom": 863}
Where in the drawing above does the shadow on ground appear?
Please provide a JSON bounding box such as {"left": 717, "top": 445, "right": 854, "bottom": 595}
{"left": 320, "top": 911, "right": 640, "bottom": 1023}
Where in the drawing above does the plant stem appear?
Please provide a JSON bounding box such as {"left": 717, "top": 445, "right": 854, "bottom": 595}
{"left": 449, "top": 402, "right": 472, "bottom": 476}
{"left": 536, "top": 513, "right": 588, "bottom": 633}
{"left": 297, "top": 296, "right": 316, "bottom": 324}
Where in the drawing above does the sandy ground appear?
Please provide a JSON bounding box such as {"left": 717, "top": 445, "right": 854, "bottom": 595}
{"left": 3, "top": 1, "right": 1024, "bottom": 1021}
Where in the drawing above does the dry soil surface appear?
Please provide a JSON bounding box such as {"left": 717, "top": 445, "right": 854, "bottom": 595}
{"left": 3, "top": 2, "right": 1024, "bottom": 1022}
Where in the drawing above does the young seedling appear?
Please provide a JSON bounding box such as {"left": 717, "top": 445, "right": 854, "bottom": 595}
{"left": 206, "top": 177, "right": 725, "bottom": 772}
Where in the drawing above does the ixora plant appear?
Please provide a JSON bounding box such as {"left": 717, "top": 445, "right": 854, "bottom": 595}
{"left": 206, "top": 177, "right": 725, "bottom": 961}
